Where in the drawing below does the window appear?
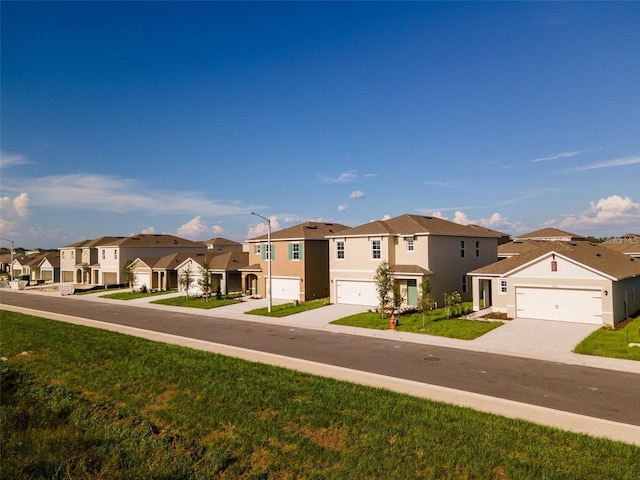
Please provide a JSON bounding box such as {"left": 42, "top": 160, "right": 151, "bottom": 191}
{"left": 336, "top": 241, "right": 345, "bottom": 259}
{"left": 114, "top": 249, "right": 117, "bottom": 260}
{"left": 460, "top": 240, "right": 465, "bottom": 258}
{"left": 475, "top": 241, "right": 480, "bottom": 257}
{"left": 407, "top": 239, "right": 414, "bottom": 251}
{"left": 254, "top": 244, "right": 261, "bottom": 255}
{"left": 288, "top": 242, "right": 302, "bottom": 260}
{"left": 262, "top": 243, "right": 274, "bottom": 260}
{"left": 102, "top": 249, "right": 105, "bottom": 260}
{"left": 62, "top": 251, "right": 65, "bottom": 259}
{"left": 462, "top": 275, "right": 468, "bottom": 293}
{"left": 500, "top": 279, "right": 507, "bottom": 293}
{"left": 372, "top": 239, "right": 381, "bottom": 259}
{"left": 71, "top": 251, "right": 74, "bottom": 259}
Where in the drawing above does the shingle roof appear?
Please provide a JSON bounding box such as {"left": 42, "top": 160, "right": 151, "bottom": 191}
{"left": 471, "top": 241, "right": 640, "bottom": 280}
{"left": 601, "top": 234, "right": 640, "bottom": 256}
{"left": 328, "top": 214, "right": 506, "bottom": 238}
{"left": 514, "top": 227, "right": 584, "bottom": 241}
{"left": 106, "top": 234, "right": 204, "bottom": 247}
{"left": 204, "top": 237, "right": 242, "bottom": 246}
{"left": 391, "top": 264, "right": 432, "bottom": 275}
{"left": 206, "top": 251, "right": 249, "bottom": 271}
{"left": 498, "top": 240, "right": 549, "bottom": 257}
{"left": 249, "top": 222, "right": 350, "bottom": 242}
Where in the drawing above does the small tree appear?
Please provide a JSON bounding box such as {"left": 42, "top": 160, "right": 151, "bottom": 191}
{"left": 179, "top": 266, "right": 194, "bottom": 299}
{"left": 374, "top": 261, "right": 394, "bottom": 318}
{"left": 444, "top": 291, "right": 462, "bottom": 319}
{"left": 418, "top": 277, "right": 435, "bottom": 326}
{"left": 122, "top": 260, "right": 136, "bottom": 293}
{"left": 198, "top": 261, "right": 212, "bottom": 302}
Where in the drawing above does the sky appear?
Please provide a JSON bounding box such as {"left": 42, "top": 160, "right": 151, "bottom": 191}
{"left": 1, "top": 1, "right": 639, "bottom": 249}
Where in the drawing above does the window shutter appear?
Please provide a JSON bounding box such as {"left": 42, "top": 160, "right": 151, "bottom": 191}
{"left": 271, "top": 243, "right": 275, "bottom": 260}
{"left": 299, "top": 243, "right": 303, "bottom": 260}
{"left": 288, "top": 243, "right": 293, "bottom": 260}
{"left": 261, "top": 245, "right": 266, "bottom": 260}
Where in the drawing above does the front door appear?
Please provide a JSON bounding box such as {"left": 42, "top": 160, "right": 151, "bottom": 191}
{"left": 406, "top": 279, "right": 418, "bottom": 306}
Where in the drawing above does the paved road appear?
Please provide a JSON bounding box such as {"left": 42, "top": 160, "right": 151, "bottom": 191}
{"left": 2, "top": 290, "right": 639, "bottom": 427}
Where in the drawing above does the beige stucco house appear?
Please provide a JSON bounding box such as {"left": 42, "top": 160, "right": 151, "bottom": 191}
{"left": 326, "top": 214, "right": 506, "bottom": 308}
{"left": 469, "top": 241, "right": 640, "bottom": 325}
{"left": 203, "top": 237, "right": 244, "bottom": 252}
{"left": 174, "top": 251, "right": 249, "bottom": 296}
{"left": 242, "top": 221, "right": 349, "bottom": 301}
{"left": 60, "top": 234, "right": 207, "bottom": 286}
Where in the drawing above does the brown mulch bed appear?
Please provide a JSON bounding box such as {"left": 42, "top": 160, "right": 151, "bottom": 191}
{"left": 480, "top": 312, "right": 513, "bottom": 321}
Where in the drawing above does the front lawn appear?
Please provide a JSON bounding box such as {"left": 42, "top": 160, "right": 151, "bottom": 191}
{"left": 100, "top": 289, "right": 177, "bottom": 300}
{"left": 246, "top": 298, "right": 328, "bottom": 317}
{"left": 151, "top": 294, "right": 241, "bottom": 309}
{"left": 2, "top": 310, "right": 638, "bottom": 479}
{"left": 332, "top": 304, "right": 502, "bottom": 340}
{"left": 574, "top": 315, "right": 640, "bottom": 361}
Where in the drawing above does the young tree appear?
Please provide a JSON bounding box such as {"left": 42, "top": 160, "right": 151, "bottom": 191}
{"left": 374, "top": 261, "right": 394, "bottom": 319}
{"left": 122, "top": 260, "right": 136, "bottom": 293}
{"left": 444, "top": 291, "right": 463, "bottom": 319}
{"left": 198, "top": 261, "right": 212, "bottom": 302}
{"left": 179, "top": 266, "right": 194, "bottom": 299}
{"left": 418, "top": 277, "right": 435, "bottom": 326}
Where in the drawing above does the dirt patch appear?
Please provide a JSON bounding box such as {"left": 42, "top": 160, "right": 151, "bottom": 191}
{"left": 299, "top": 425, "right": 350, "bottom": 452}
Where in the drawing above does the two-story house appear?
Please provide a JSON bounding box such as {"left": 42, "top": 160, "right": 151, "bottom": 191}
{"left": 326, "top": 214, "right": 506, "bottom": 307}
{"left": 242, "top": 221, "right": 349, "bottom": 301}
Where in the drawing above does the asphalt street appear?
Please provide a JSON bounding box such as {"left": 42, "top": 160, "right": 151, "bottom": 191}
{"left": 2, "top": 290, "right": 639, "bottom": 428}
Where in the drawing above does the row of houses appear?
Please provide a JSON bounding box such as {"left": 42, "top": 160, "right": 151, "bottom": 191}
{"left": 6, "top": 217, "right": 640, "bottom": 326}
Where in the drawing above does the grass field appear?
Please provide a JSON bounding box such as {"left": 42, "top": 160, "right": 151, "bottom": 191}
{"left": 332, "top": 303, "right": 502, "bottom": 340}
{"left": 2, "top": 310, "right": 639, "bottom": 479}
{"left": 246, "top": 298, "right": 328, "bottom": 317}
{"left": 100, "top": 289, "right": 177, "bottom": 300}
{"left": 151, "top": 294, "right": 241, "bottom": 309}
{"left": 574, "top": 315, "right": 640, "bottom": 361}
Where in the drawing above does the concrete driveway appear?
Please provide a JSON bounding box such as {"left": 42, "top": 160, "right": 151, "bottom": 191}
{"left": 472, "top": 317, "right": 601, "bottom": 357}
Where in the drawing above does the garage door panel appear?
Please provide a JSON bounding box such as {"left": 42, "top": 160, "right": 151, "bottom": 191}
{"left": 271, "top": 278, "right": 300, "bottom": 300}
{"left": 135, "top": 273, "right": 151, "bottom": 290}
{"left": 516, "top": 287, "right": 602, "bottom": 324}
{"left": 336, "top": 280, "right": 378, "bottom": 307}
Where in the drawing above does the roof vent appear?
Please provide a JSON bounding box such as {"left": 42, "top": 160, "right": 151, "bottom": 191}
{"left": 568, "top": 242, "right": 577, "bottom": 246}
{"left": 596, "top": 253, "right": 601, "bottom": 257}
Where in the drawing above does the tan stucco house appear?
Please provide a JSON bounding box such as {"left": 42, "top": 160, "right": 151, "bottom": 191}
{"left": 60, "top": 234, "right": 207, "bottom": 286}
{"left": 242, "top": 221, "right": 349, "bottom": 301}
{"left": 326, "top": 214, "right": 506, "bottom": 308}
{"left": 174, "top": 250, "right": 249, "bottom": 296}
{"left": 469, "top": 241, "right": 640, "bottom": 325}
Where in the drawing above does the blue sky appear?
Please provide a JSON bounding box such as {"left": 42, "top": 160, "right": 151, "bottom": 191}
{"left": 2, "top": 1, "right": 639, "bottom": 249}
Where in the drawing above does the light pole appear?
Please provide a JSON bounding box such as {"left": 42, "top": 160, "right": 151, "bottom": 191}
{"left": 251, "top": 212, "right": 272, "bottom": 313}
{"left": 0, "top": 237, "right": 15, "bottom": 282}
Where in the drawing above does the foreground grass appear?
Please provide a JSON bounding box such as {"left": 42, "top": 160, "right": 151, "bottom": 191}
{"left": 100, "top": 289, "right": 177, "bottom": 300}
{"left": 246, "top": 298, "right": 328, "bottom": 317}
{"left": 332, "top": 303, "right": 501, "bottom": 340}
{"left": 151, "top": 294, "right": 240, "bottom": 309}
{"left": 2, "top": 311, "right": 639, "bottom": 479}
{"left": 574, "top": 315, "right": 640, "bottom": 361}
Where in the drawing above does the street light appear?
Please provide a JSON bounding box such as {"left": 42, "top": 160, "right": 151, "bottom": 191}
{"left": 0, "top": 237, "right": 15, "bottom": 282}
{"left": 251, "top": 212, "right": 272, "bottom": 313}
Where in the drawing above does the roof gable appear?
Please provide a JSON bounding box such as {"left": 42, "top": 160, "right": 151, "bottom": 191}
{"left": 249, "top": 221, "right": 350, "bottom": 242}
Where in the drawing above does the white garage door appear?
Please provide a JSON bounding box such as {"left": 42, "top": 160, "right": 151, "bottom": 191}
{"left": 135, "top": 273, "right": 151, "bottom": 290}
{"left": 336, "top": 280, "right": 378, "bottom": 306}
{"left": 516, "top": 287, "right": 602, "bottom": 324}
{"left": 271, "top": 278, "right": 300, "bottom": 300}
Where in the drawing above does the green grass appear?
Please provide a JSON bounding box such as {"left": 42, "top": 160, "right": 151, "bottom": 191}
{"left": 332, "top": 303, "right": 502, "bottom": 340}
{"left": 574, "top": 315, "right": 640, "bottom": 361}
{"left": 2, "top": 311, "right": 638, "bottom": 479}
{"left": 246, "top": 298, "right": 329, "bottom": 317}
{"left": 151, "top": 294, "right": 241, "bottom": 309}
{"left": 99, "top": 289, "right": 177, "bottom": 300}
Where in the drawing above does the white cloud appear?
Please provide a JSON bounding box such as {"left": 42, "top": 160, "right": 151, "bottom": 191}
{"left": 441, "top": 210, "right": 525, "bottom": 233}
{"left": 317, "top": 172, "right": 357, "bottom": 184}
{"left": 338, "top": 204, "right": 348, "bottom": 211}
{"left": 7, "top": 174, "right": 249, "bottom": 216}
{"left": 0, "top": 193, "right": 30, "bottom": 238}
{"left": 177, "top": 216, "right": 210, "bottom": 239}
{"left": 571, "top": 156, "right": 640, "bottom": 172}
{"left": 0, "top": 151, "right": 29, "bottom": 169}
{"left": 140, "top": 226, "right": 156, "bottom": 234}
{"left": 556, "top": 195, "right": 640, "bottom": 228}
{"left": 382, "top": 214, "right": 391, "bottom": 221}
{"left": 247, "top": 216, "right": 280, "bottom": 239}
{"left": 350, "top": 190, "right": 365, "bottom": 200}
{"left": 532, "top": 148, "right": 600, "bottom": 162}
{"left": 283, "top": 216, "right": 301, "bottom": 224}
{"left": 211, "top": 224, "right": 224, "bottom": 234}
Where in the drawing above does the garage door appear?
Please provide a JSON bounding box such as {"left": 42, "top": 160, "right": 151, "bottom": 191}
{"left": 336, "top": 280, "right": 378, "bottom": 306}
{"left": 135, "top": 273, "right": 151, "bottom": 291}
{"left": 516, "top": 287, "right": 602, "bottom": 324}
{"left": 271, "top": 278, "right": 300, "bottom": 300}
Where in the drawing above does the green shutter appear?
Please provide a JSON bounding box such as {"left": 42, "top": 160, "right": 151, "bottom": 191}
{"left": 299, "top": 243, "right": 303, "bottom": 260}
{"left": 261, "top": 245, "right": 266, "bottom": 260}
{"left": 288, "top": 244, "right": 293, "bottom": 260}
{"left": 271, "top": 243, "right": 275, "bottom": 260}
